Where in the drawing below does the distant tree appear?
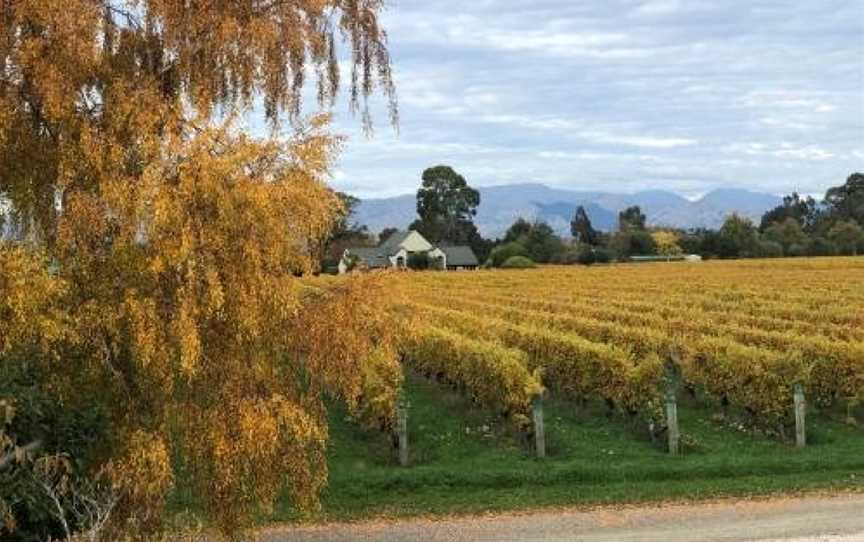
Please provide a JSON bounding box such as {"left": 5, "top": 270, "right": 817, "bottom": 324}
{"left": 320, "top": 192, "right": 374, "bottom": 267}
{"left": 503, "top": 218, "right": 533, "bottom": 243}
{"left": 410, "top": 165, "right": 480, "bottom": 244}
{"left": 499, "top": 219, "right": 564, "bottom": 263}
{"left": 763, "top": 217, "right": 809, "bottom": 255}
{"left": 409, "top": 165, "right": 491, "bottom": 260}
{"left": 827, "top": 220, "right": 864, "bottom": 256}
{"left": 524, "top": 222, "right": 565, "bottom": 263}
{"left": 651, "top": 231, "right": 683, "bottom": 258}
{"left": 609, "top": 230, "right": 655, "bottom": 258}
{"left": 594, "top": 247, "right": 614, "bottom": 264}
{"left": 756, "top": 240, "right": 784, "bottom": 258}
{"left": 378, "top": 227, "right": 399, "bottom": 244}
{"left": 575, "top": 245, "right": 597, "bottom": 265}
{"left": 332, "top": 192, "right": 365, "bottom": 237}
{"left": 759, "top": 192, "right": 819, "bottom": 233}
{"left": 571, "top": 206, "right": 599, "bottom": 245}
{"left": 618, "top": 206, "right": 647, "bottom": 232}
{"left": 678, "top": 228, "right": 711, "bottom": 257}
{"left": 808, "top": 236, "right": 838, "bottom": 257}
{"left": 787, "top": 243, "right": 810, "bottom": 258}
{"left": 470, "top": 236, "right": 497, "bottom": 263}
{"left": 487, "top": 242, "right": 529, "bottom": 267}
{"left": 824, "top": 173, "right": 864, "bottom": 225}
{"left": 718, "top": 214, "right": 759, "bottom": 258}
{"left": 552, "top": 244, "right": 581, "bottom": 265}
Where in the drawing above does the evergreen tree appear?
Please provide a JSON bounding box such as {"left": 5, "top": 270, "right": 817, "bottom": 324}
{"left": 571, "top": 205, "right": 599, "bottom": 245}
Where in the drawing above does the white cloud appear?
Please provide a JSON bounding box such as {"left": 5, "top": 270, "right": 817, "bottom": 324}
{"left": 724, "top": 142, "right": 836, "bottom": 161}
{"left": 738, "top": 91, "right": 837, "bottom": 114}
{"left": 585, "top": 133, "right": 698, "bottom": 149}
{"left": 631, "top": 0, "right": 684, "bottom": 16}
{"left": 773, "top": 145, "right": 835, "bottom": 161}
{"left": 324, "top": 0, "right": 863, "bottom": 199}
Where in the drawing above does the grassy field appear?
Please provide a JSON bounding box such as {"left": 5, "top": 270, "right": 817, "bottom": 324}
{"left": 265, "top": 371, "right": 863, "bottom": 523}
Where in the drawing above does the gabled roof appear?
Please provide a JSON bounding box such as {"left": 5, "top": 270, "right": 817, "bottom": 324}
{"left": 345, "top": 230, "right": 414, "bottom": 268}
{"left": 344, "top": 231, "right": 475, "bottom": 269}
{"left": 440, "top": 245, "right": 479, "bottom": 267}
{"left": 377, "top": 230, "right": 413, "bottom": 254}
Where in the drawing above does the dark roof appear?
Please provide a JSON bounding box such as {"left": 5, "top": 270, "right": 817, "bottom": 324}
{"left": 378, "top": 230, "right": 412, "bottom": 254}
{"left": 345, "top": 230, "right": 414, "bottom": 268}
{"left": 346, "top": 232, "right": 477, "bottom": 269}
{"left": 440, "top": 245, "right": 479, "bottom": 267}
{"left": 347, "top": 247, "right": 390, "bottom": 268}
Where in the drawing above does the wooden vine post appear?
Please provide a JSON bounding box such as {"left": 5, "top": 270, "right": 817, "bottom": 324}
{"left": 532, "top": 395, "right": 546, "bottom": 459}
{"left": 793, "top": 383, "right": 806, "bottom": 448}
{"left": 665, "top": 354, "right": 681, "bottom": 456}
{"left": 846, "top": 397, "right": 859, "bottom": 426}
{"left": 396, "top": 398, "right": 409, "bottom": 466}
{"left": 666, "top": 387, "right": 680, "bottom": 456}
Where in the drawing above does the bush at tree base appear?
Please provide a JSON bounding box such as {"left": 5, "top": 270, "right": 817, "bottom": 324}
{"left": 501, "top": 256, "right": 537, "bottom": 269}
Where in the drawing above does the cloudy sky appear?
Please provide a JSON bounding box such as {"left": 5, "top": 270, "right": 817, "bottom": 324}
{"left": 319, "top": 0, "right": 864, "bottom": 200}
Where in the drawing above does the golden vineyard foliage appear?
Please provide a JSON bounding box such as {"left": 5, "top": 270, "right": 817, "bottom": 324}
{"left": 1, "top": 0, "right": 401, "bottom": 537}
{"left": 294, "top": 272, "right": 408, "bottom": 432}
{"left": 397, "top": 258, "right": 864, "bottom": 432}
{"left": 409, "top": 300, "right": 665, "bottom": 424}
{"left": 404, "top": 325, "right": 542, "bottom": 429}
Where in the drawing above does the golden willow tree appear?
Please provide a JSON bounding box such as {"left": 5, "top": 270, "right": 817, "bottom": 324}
{"left": 0, "top": 0, "right": 401, "bottom": 537}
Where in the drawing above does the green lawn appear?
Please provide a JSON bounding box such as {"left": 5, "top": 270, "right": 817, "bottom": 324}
{"left": 266, "top": 372, "right": 864, "bottom": 523}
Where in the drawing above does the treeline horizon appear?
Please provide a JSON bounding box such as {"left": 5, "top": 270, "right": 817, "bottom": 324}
{"left": 324, "top": 170, "right": 864, "bottom": 269}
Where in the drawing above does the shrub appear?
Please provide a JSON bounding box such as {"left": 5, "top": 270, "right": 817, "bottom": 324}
{"left": 594, "top": 248, "right": 614, "bottom": 263}
{"left": 488, "top": 242, "right": 529, "bottom": 267}
{"left": 551, "top": 245, "right": 581, "bottom": 265}
{"left": 809, "top": 237, "right": 837, "bottom": 256}
{"left": 787, "top": 243, "right": 810, "bottom": 257}
{"left": 1, "top": 356, "right": 109, "bottom": 541}
{"left": 429, "top": 254, "right": 446, "bottom": 271}
{"left": 609, "top": 230, "right": 656, "bottom": 258}
{"left": 407, "top": 252, "right": 430, "bottom": 270}
{"left": 576, "top": 246, "right": 597, "bottom": 265}
{"left": 757, "top": 240, "right": 784, "bottom": 258}
{"left": 500, "top": 255, "right": 536, "bottom": 269}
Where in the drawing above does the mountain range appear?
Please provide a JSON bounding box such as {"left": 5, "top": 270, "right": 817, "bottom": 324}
{"left": 353, "top": 183, "right": 782, "bottom": 238}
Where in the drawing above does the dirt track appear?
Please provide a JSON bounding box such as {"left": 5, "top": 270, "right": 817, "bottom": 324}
{"left": 260, "top": 494, "right": 864, "bottom": 542}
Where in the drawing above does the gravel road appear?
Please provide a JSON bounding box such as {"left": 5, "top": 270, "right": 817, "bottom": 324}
{"left": 259, "top": 494, "right": 864, "bottom": 542}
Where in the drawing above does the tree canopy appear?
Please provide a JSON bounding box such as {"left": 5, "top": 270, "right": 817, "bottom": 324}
{"left": 763, "top": 217, "right": 808, "bottom": 253}
{"left": 618, "top": 206, "right": 647, "bottom": 232}
{"left": 320, "top": 191, "right": 374, "bottom": 266}
{"left": 651, "top": 231, "right": 683, "bottom": 258}
{"left": 825, "top": 173, "right": 864, "bottom": 225}
{"left": 828, "top": 220, "right": 863, "bottom": 256}
{"left": 719, "top": 213, "right": 759, "bottom": 258}
{"left": 408, "top": 165, "right": 491, "bottom": 259}
{"left": 410, "top": 166, "right": 480, "bottom": 243}
{"left": 759, "top": 192, "right": 819, "bottom": 233}
{"left": 570, "top": 205, "right": 599, "bottom": 245}
{"left": 502, "top": 219, "right": 563, "bottom": 264}
{"left": 0, "top": 1, "right": 401, "bottom": 538}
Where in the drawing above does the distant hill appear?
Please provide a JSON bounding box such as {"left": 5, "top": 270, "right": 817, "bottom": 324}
{"left": 353, "top": 183, "right": 782, "bottom": 238}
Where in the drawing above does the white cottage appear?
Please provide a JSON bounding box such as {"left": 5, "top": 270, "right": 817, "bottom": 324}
{"left": 338, "top": 230, "right": 479, "bottom": 273}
